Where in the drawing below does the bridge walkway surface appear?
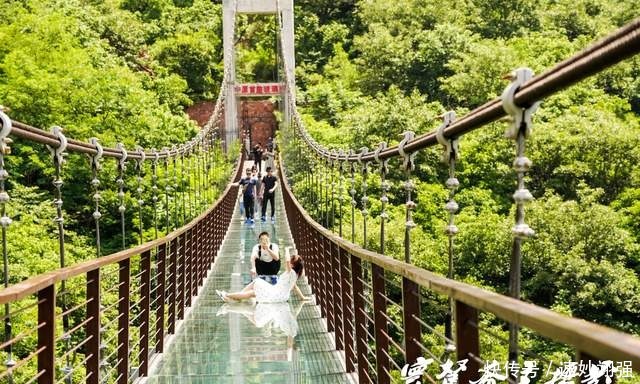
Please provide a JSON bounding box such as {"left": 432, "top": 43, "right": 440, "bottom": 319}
{"left": 146, "top": 166, "right": 353, "bottom": 383}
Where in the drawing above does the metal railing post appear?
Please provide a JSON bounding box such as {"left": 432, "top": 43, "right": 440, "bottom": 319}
{"left": 155, "top": 243, "right": 166, "bottom": 353}
{"left": 139, "top": 250, "right": 151, "bottom": 376}
{"left": 86, "top": 269, "right": 100, "bottom": 384}
{"left": 455, "top": 301, "right": 480, "bottom": 383}
{"left": 117, "top": 259, "right": 130, "bottom": 384}
{"left": 37, "top": 285, "right": 55, "bottom": 384}
{"left": 351, "top": 255, "right": 369, "bottom": 381}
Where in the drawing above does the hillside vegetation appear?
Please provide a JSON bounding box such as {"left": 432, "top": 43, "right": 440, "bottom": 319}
{"left": 287, "top": 0, "right": 640, "bottom": 338}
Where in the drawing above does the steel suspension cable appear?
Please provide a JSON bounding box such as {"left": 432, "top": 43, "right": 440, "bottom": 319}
{"left": 279, "top": 18, "right": 640, "bottom": 164}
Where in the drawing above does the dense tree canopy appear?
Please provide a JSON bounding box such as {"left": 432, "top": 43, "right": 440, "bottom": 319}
{"left": 1, "top": 0, "right": 639, "bottom": 378}
{"left": 286, "top": 0, "right": 640, "bottom": 350}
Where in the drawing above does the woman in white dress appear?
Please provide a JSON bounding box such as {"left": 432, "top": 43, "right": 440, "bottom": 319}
{"left": 217, "top": 247, "right": 308, "bottom": 303}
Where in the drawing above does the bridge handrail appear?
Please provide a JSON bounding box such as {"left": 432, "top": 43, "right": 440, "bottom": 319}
{"left": 0, "top": 151, "right": 243, "bottom": 305}
{"left": 285, "top": 18, "right": 640, "bottom": 162}
{"left": 6, "top": 107, "right": 224, "bottom": 160}
{"left": 2, "top": 38, "right": 234, "bottom": 160}
{"left": 279, "top": 158, "right": 640, "bottom": 369}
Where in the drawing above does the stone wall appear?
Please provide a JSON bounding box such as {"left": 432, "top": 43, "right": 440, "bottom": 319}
{"left": 186, "top": 99, "right": 277, "bottom": 152}
{"left": 185, "top": 101, "right": 215, "bottom": 128}
{"left": 239, "top": 100, "right": 277, "bottom": 150}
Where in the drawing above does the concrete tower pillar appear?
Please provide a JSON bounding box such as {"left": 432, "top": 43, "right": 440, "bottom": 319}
{"left": 279, "top": 0, "right": 296, "bottom": 126}
{"left": 222, "top": 0, "right": 237, "bottom": 152}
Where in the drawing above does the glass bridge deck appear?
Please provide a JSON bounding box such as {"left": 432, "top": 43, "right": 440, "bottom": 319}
{"left": 146, "top": 177, "right": 352, "bottom": 383}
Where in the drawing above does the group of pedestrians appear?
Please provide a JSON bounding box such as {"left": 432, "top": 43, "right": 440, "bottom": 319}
{"left": 218, "top": 162, "right": 311, "bottom": 349}
{"left": 243, "top": 134, "right": 276, "bottom": 174}
{"left": 238, "top": 166, "right": 278, "bottom": 226}
{"left": 238, "top": 135, "right": 278, "bottom": 227}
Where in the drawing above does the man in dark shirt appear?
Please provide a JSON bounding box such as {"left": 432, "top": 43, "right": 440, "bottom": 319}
{"left": 238, "top": 168, "right": 257, "bottom": 226}
{"left": 261, "top": 167, "right": 278, "bottom": 223}
{"left": 252, "top": 144, "right": 263, "bottom": 173}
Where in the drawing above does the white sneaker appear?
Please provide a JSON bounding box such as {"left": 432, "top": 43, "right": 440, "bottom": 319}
{"left": 216, "top": 304, "right": 229, "bottom": 316}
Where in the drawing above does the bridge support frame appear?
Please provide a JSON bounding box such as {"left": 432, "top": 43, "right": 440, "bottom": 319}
{"left": 222, "top": 0, "right": 295, "bottom": 151}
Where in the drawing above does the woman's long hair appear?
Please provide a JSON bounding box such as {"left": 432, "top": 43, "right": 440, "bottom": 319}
{"left": 291, "top": 256, "right": 304, "bottom": 277}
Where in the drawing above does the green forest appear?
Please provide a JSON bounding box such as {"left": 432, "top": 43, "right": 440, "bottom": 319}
{"left": 273, "top": 0, "right": 640, "bottom": 337}
{"left": 0, "top": 0, "right": 238, "bottom": 279}
{"left": 279, "top": 0, "right": 640, "bottom": 377}
{"left": 1, "top": 0, "right": 640, "bottom": 381}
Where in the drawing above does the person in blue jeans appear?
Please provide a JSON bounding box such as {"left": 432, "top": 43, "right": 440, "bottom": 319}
{"left": 250, "top": 231, "right": 280, "bottom": 285}
{"left": 260, "top": 167, "right": 278, "bottom": 223}
{"left": 238, "top": 168, "right": 258, "bottom": 225}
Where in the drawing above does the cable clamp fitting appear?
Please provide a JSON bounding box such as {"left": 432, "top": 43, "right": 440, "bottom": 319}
{"left": 0, "top": 110, "right": 13, "bottom": 155}
{"left": 89, "top": 137, "right": 103, "bottom": 171}
{"left": 116, "top": 143, "right": 128, "bottom": 171}
{"left": 501, "top": 68, "right": 540, "bottom": 140}
{"left": 48, "top": 126, "right": 67, "bottom": 166}
{"left": 398, "top": 131, "right": 416, "bottom": 171}
{"left": 436, "top": 111, "right": 459, "bottom": 163}
{"left": 135, "top": 145, "right": 146, "bottom": 164}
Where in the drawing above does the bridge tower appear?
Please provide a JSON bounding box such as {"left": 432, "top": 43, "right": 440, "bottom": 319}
{"left": 222, "top": 0, "right": 296, "bottom": 151}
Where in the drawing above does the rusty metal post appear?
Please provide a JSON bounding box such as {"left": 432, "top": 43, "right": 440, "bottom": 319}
{"left": 351, "top": 255, "right": 368, "bottom": 380}
{"left": 139, "top": 250, "right": 151, "bottom": 376}
{"left": 155, "top": 243, "right": 166, "bottom": 352}
{"left": 325, "top": 237, "right": 335, "bottom": 333}
{"left": 456, "top": 300, "right": 480, "bottom": 384}
{"left": 168, "top": 239, "right": 177, "bottom": 334}
{"left": 340, "top": 248, "right": 354, "bottom": 372}
{"left": 372, "top": 264, "right": 389, "bottom": 384}
{"left": 177, "top": 234, "right": 186, "bottom": 319}
{"left": 86, "top": 269, "right": 100, "bottom": 384}
{"left": 332, "top": 243, "right": 344, "bottom": 351}
{"left": 190, "top": 226, "right": 197, "bottom": 297}
{"left": 185, "top": 230, "right": 192, "bottom": 308}
{"left": 315, "top": 230, "right": 326, "bottom": 319}
{"left": 402, "top": 277, "right": 421, "bottom": 366}
{"left": 37, "top": 285, "right": 55, "bottom": 384}
{"left": 117, "top": 259, "right": 130, "bottom": 384}
{"left": 197, "top": 221, "right": 204, "bottom": 287}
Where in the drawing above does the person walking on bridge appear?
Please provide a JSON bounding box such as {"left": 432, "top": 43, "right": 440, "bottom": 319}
{"left": 238, "top": 167, "right": 258, "bottom": 226}
{"left": 243, "top": 131, "right": 251, "bottom": 159}
{"left": 253, "top": 144, "right": 263, "bottom": 173}
{"left": 260, "top": 166, "right": 278, "bottom": 223}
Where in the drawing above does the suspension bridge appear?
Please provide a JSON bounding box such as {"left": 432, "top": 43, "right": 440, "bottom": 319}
{"left": 0, "top": 1, "right": 640, "bottom": 383}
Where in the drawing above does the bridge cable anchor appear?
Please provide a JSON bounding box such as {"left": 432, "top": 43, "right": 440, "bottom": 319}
{"left": 89, "top": 138, "right": 103, "bottom": 227}
{"left": 374, "top": 142, "right": 390, "bottom": 221}
{"left": 398, "top": 131, "right": 417, "bottom": 234}
{"left": 436, "top": 111, "right": 460, "bottom": 347}
{"left": 436, "top": 111, "right": 460, "bottom": 236}
{"left": 501, "top": 68, "right": 539, "bottom": 239}
{"left": 0, "top": 111, "right": 12, "bottom": 229}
